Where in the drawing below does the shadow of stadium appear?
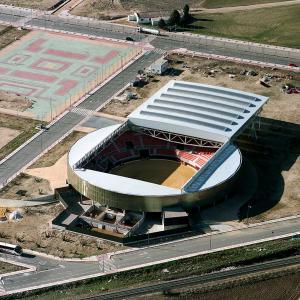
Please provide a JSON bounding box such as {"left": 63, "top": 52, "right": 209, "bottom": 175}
{"left": 198, "top": 117, "right": 300, "bottom": 223}
{"left": 236, "top": 117, "right": 300, "bottom": 220}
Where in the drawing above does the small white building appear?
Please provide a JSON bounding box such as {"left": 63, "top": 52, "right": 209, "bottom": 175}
{"left": 134, "top": 12, "right": 151, "bottom": 24}
{"left": 151, "top": 17, "right": 161, "bottom": 26}
{"left": 127, "top": 14, "right": 137, "bottom": 22}
{"left": 149, "top": 58, "right": 169, "bottom": 75}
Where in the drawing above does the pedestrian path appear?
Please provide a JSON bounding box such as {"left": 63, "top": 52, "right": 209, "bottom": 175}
{"left": 0, "top": 195, "right": 55, "bottom": 208}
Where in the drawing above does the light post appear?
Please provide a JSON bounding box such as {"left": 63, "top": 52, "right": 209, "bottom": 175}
{"left": 49, "top": 97, "right": 53, "bottom": 122}
{"left": 246, "top": 204, "right": 252, "bottom": 224}
{"left": 209, "top": 234, "right": 212, "bottom": 250}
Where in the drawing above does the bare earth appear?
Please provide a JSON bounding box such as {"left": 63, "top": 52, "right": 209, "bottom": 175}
{"left": 0, "top": 204, "right": 125, "bottom": 258}
{"left": 0, "top": 0, "right": 58, "bottom": 10}
{"left": 0, "top": 173, "right": 52, "bottom": 200}
{"left": 0, "top": 90, "right": 32, "bottom": 112}
{"left": 101, "top": 56, "right": 300, "bottom": 124}
{"left": 25, "top": 154, "right": 68, "bottom": 190}
{"left": 112, "top": 159, "right": 196, "bottom": 189}
{"left": 0, "top": 127, "right": 20, "bottom": 149}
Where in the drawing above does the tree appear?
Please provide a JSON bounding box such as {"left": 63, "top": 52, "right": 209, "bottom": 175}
{"left": 168, "top": 9, "right": 181, "bottom": 26}
{"left": 181, "top": 4, "right": 191, "bottom": 26}
{"left": 183, "top": 4, "right": 190, "bottom": 17}
{"left": 158, "top": 18, "right": 166, "bottom": 29}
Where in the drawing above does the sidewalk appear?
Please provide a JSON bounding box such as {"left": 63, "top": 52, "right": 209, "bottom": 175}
{"left": 0, "top": 195, "right": 56, "bottom": 208}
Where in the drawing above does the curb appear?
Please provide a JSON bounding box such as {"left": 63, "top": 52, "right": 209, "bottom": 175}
{"left": 109, "top": 215, "right": 300, "bottom": 257}
{"left": 2, "top": 230, "right": 300, "bottom": 297}
{"left": 171, "top": 48, "right": 300, "bottom": 72}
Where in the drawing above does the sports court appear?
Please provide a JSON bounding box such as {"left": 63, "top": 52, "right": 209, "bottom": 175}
{"left": 111, "top": 159, "right": 196, "bottom": 189}
{"left": 0, "top": 31, "right": 138, "bottom": 121}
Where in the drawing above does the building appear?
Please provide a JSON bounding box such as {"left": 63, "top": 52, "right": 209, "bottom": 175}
{"left": 149, "top": 58, "right": 169, "bottom": 75}
{"left": 134, "top": 12, "right": 152, "bottom": 24}
{"left": 65, "top": 80, "right": 268, "bottom": 241}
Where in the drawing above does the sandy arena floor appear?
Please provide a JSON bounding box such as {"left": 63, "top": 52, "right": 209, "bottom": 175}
{"left": 111, "top": 159, "right": 196, "bottom": 189}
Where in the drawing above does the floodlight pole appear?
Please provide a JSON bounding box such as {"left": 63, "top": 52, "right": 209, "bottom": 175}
{"left": 246, "top": 204, "right": 252, "bottom": 224}
{"left": 50, "top": 97, "right": 53, "bottom": 122}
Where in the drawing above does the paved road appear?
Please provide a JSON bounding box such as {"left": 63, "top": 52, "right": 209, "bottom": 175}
{"left": 83, "top": 255, "right": 300, "bottom": 300}
{"left": 27, "top": 15, "right": 300, "bottom": 65}
{"left": 0, "top": 216, "right": 299, "bottom": 294}
{"left": 111, "top": 217, "right": 300, "bottom": 268}
{"left": 152, "top": 36, "right": 300, "bottom": 66}
{"left": 0, "top": 50, "right": 161, "bottom": 187}
{"left": 0, "top": 7, "right": 299, "bottom": 65}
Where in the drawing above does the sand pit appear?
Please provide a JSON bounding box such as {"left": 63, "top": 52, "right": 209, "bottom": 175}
{"left": 0, "top": 127, "right": 20, "bottom": 149}
{"left": 111, "top": 159, "right": 196, "bottom": 188}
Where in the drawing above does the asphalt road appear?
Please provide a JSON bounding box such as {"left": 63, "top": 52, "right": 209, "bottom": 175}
{"left": 111, "top": 217, "right": 300, "bottom": 268}
{"left": 0, "top": 7, "right": 298, "bottom": 66}
{"left": 26, "top": 15, "right": 300, "bottom": 66}
{"left": 84, "top": 255, "right": 300, "bottom": 300}
{"left": 0, "top": 50, "right": 161, "bottom": 187}
{"left": 0, "top": 216, "right": 299, "bottom": 294}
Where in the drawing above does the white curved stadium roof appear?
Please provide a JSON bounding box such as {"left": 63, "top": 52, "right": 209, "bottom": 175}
{"left": 128, "top": 80, "right": 268, "bottom": 143}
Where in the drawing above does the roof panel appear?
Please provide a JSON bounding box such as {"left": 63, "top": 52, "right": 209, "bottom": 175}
{"left": 128, "top": 80, "right": 268, "bottom": 142}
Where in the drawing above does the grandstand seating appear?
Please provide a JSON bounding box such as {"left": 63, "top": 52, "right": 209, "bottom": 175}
{"left": 90, "top": 130, "right": 217, "bottom": 173}
{"left": 176, "top": 150, "right": 197, "bottom": 162}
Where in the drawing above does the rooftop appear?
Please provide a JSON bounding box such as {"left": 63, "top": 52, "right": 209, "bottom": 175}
{"left": 128, "top": 80, "right": 268, "bottom": 143}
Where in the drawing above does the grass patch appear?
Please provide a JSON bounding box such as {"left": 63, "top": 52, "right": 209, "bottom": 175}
{"left": 189, "top": 5, "right": 300, "bottom": 48}
{"left": 0, "top": 114, "right": 43, "bottom": 161}
{"left": 12, "top": 238, "right": 300, "bottom": 300}
{"left": 29, "top": 131, "right": 85, "bottom": 169}
{"left": 0, "top": 261, "right": 23, "bottom": 274}
{"left": 202, "top": 0, "right": 293, "bottom": 9}
{"left": 0, "top": 26, "right": 29, "bottom": 50}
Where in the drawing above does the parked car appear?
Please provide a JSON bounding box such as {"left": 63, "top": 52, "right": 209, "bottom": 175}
{"left": 126, "top": 36, "right": 134, "bottom": 41}
{"left": 288, "top": 63, "right": 298, "bottom": 67}
{"left": 35, "top": 124, "right": 48, "bottom": 130}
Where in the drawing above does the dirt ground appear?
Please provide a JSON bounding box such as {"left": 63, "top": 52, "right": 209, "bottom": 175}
{"left": 0, "top": 173, "right": 52, "bottom": 200}
{"left": 0, "top": 27, "right": 29, "bottom": 51}
{"left": 72, "top": 0, "right": 127, "bottom": 20}
{"left": 101, "top": 55, "right": 300, "bottom": 124}
{"left": 0, "top": 127, "right": 20, "bottom": 150}
{"left": 0, "top": 204, "right": 124, "bottom": 258}
{"left": 0, "top": 0, "right": 58, "bottom": 10}
{"left": 25, "top": 154, "right": 68, "bottom": 190}
{"left": 0, "top": 113, "right": 41, "bottom": 161}
{"left": 112, "top": 159, "right": 196, "bottom": 188}
{"left": 0, "top": 90, "right": 32, "bottom": 112}
{"left": 72, "top": 0, "right": 202, "bottom": 19}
